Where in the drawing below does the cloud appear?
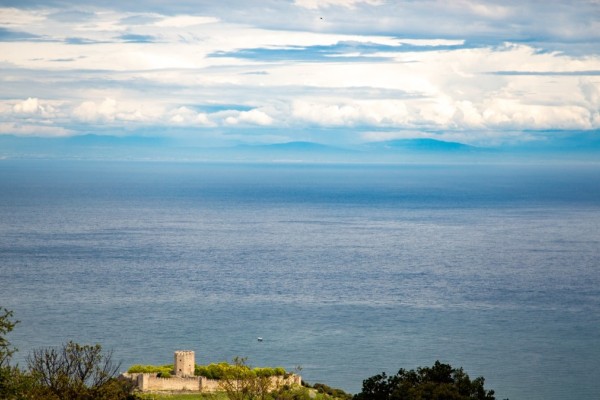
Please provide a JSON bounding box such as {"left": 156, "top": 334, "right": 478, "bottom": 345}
{"left": 292, "top": 99, "right": 409, "bottom": 127}
{"left": 294, "top": 0, "right": 384, "bottom": 10}
{"left": 116, "top": 33, "right": 156, "bottom": 43}
{"left": 0, "top": 27, "right": 44, "bottom": 42}
{"left": 580, "top": 79, "right": 600, "bottom": 107}
{"left": 166, "top": 107, "right": 274, "bottom": 127}
{"left": 168, "top": 106, "right": 215, "bottom": 126}
{"left": 73, "top": 98, "right": 117, "bottom": 122}
{"left": 0, "top": 7, "right": 47, "bottom": 27}
{"left": 13, "top": 97, "right": 43, "bottom": 114}
{"left": 0, "top": 122, "right": 72, "bottom": 136}
{"left": 154, "top": 15, "right": 218, "bottom": 27}
{"left": 228, "top": 109, "right": 274, "bottom": 126}
{"left": 2, "top": 2, "right": 600, "bottom": 147}
{"left": 64, "top": 37, "right": 103, "bottom": 45}
{"left": 490, "top": 70, "right": 600, "bottom": 76}
{"left": 72, "top": 98, "right": 155, "bottom": 124}
{"left": 209, "top": 40, "right": 474, "bottom": 62}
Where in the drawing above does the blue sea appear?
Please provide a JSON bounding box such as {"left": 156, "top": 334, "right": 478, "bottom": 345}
{"left": 1, "top": 160, "right": 599, "bottom": 400}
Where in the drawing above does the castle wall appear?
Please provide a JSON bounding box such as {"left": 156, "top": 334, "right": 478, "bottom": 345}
{"left": 199, "top": 376, "right": 221, "bottom": 392}
{"left": 123, "top": 350, "right": 301, "bottom": 393}
{"left": 124, "top": 372, "right": 301, "bottom": 393}
{"left": 131, "top": 373, "right": 201, "bottom": 392}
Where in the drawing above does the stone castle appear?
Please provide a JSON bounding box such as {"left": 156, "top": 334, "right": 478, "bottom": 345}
{"left": 122, "top": 350, "right": 302, "bottom": 393}
{"left": 174, "top": 350, "right": 195, "bottom": 377}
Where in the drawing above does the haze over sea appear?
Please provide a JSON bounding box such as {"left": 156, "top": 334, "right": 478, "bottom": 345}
{"left": 1, "top": 160, "right": 599, "bottom": 400}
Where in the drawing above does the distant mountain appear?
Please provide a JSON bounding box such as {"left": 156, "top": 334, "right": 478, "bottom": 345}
{"left": 366, "top": 138, "right": 476, "bottom": 152}
{"left": 5, "top": 133, "right": 598, "bottom": 163}
{"left": 237, "top": 141, "right": 347, "bottom": 153}
{"left": 505, "top": 130, "right": 600, "bottom": 152}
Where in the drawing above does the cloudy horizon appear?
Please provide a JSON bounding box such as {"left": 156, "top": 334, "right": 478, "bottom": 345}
{"left": 1, "top": 0, "right": 600, "bottom": 149}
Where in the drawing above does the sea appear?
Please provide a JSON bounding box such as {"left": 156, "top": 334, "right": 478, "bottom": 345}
{"left": 1, "top": 160, "right": 599, "bottom": 400}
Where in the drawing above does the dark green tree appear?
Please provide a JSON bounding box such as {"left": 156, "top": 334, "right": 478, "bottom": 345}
{"left": 354, "top": 361, "right": 496, "bottom": 400}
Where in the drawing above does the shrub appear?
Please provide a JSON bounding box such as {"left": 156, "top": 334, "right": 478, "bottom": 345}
{"left": 195, "top": 362, "right": 235, "bottom": 380}
{"left": 194, "top": 362, "right": 288, "bottom": 379}
{"left": 273, "top": 386, "right": 312, "bottom": 400}
{"left": 312, "top": 383, "right": 353, "bottom": 400}
{"left": 128, "top": 364, "right": 174, "bottom": 376}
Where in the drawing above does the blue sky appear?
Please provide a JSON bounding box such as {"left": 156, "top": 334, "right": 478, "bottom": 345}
{"left": 1, "top": 0, "right": 600, "bottom": 148}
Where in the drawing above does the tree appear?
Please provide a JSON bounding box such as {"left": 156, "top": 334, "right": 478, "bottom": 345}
{"left": 218, "top": 357, "right": 285, "bottom": 400}
{"left": 354, "top": 361, "right": 496, "bottom": 400}
{"left": 0, "top": 307, "right": 19, "bottom": 368}
{"left": 27, "top": 341, "right": 134, "bottom": 400}
{"left": 0, "top": 306, "right": 32, "bottom": 400}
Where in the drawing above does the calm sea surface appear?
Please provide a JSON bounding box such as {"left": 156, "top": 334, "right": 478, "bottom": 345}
{"left": 1, "top": 160, "right": 599, "bottom": 400}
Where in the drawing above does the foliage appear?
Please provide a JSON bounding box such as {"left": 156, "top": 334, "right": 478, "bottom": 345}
{"left": 353, "top": 361, "right": 496, "bottom": 400}
{"left": 195, "top": 363, "right": 234, "bottom": 380}
{"left": 271, "top": 385, "right": 312, "bottom": 400}
{"left": 0, "top": 307, "right": 19, "bottom": 368}
{"left": 195, "top": 362, "right": 287, "bottom": 380}
{"left": 311, "top": 383, "right": 353, "bottom": 400}
{"left": 27, "top": 341, "right": 134, "bottom": 400}
{"left": 217, "top": 357, "right": 289, "bottom": 400}
{"left": 0, "top": 365, "right": 37, "bottom": 400}
{"left": 273, "top": 384, "right": 352, "bottom": 400}
{"left": 128, "top": 364, "right": 174, "bottom": 376}
{"left": 0, "top": 307, "right": 33, "bottom": 400}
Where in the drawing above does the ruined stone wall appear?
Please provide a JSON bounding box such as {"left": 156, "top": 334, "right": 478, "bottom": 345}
{"left": 199, "top": 376, "right": 221, "bottom": 392}
{"left": 124, "top": 372, "right": 301, "bottom": 393}
{"left": 131, "top": 373, "right": 201, "bottom": 392}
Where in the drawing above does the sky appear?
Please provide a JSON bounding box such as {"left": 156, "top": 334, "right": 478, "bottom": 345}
{"left": 1, "top": 0, "right": 600, "bottom": 148}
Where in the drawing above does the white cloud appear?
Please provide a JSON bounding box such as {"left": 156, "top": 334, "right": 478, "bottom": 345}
{"left": 237, "top": 109, "right": 274, "bottom": 125}
{"left": 169, "top": 106, "right": 196, "bottom": 124}
{"left": 11, "top": 98, "right": 57, "bottom": 118}
{"left": 155, "top": 15, "right": 219, "bottom": 27}
{"left": 0, "top": 7, "right": 47, "bottom": 27}
{"left": 224, "top": 109, "right": 274, "bottom": 126}
{"left": 196, "top": 113, "right": 212, "bottom": 125}
{"left": 294, "top": 0, "right": 384, "bottom": 10}
{"left": 2, "top": 3, "right": 600, "bottom": 146}
{"left": 73, "top": 98, "right": 117, "bottom": 122}
{"left": 292, "top": 99, "right": 408, "bottom": 126}
{"left": 73, "top": 98, "right": 152, "bottom": 124}
{"left": 13, "top": 98, "right": 42, "bottom": 114}
{"left": 579, "top": 78, "right": 600, "bottom": 107}
{"left": 453, "top": 0, "right": 513, "bottom": 19}
{"left": 0, "top": 122, "right": 72, "bottom": 137}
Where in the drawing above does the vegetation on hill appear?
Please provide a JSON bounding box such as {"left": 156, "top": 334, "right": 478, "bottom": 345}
{"left": 353, "top": 361, "right": 497, "bottom": 400}
{"left": 0, "top": 307, "right": 134, "bottom": 400}
{"left": 1, "top": 307, "right": 501, "bottom": 400}
{"left": 127, "top": 361, "right": 288, "bottom": 379}
{"left": 128, "top": 364, "right": 175, "bottom": 377}
{"left": 196, "top": 362, "right": 288, "bottom": 380}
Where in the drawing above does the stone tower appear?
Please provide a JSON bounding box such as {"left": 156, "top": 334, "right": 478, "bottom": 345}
{"left": 174, "top": 350, "right": 195, "bottom": 377}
